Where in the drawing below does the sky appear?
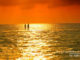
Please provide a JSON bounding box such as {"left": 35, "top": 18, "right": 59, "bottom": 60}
{"left": 0, "top": 0, "right": 80, "bottom": 23}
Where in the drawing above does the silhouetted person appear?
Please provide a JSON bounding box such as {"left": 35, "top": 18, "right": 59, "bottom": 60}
{"left": 25, "top": 24, "right": 26, "bottom": 30}
{"left": 27, "top": 24, "right": 29, "bottom": 30}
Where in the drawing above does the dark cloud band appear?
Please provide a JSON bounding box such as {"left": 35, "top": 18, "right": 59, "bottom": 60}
{"left": 0, "top": 0, "right": 80, "bottom": 7}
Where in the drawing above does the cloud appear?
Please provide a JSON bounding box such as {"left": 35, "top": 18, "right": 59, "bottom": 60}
{"left": 48, "top": 0, "right": 80, "bottom": 8}
{"left": 0, "top": 0, "right": 80, "bottom": 9}
{"left": 0, "top": 0, "right": 19, "bottom": 6}
{"left": 63, "top": 0, "right": 80, "bottom": 4}
{"left": 0, "top": 0, "right": 80, "bottom": 6}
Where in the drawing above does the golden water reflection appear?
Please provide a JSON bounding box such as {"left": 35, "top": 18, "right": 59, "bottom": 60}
{"left": 16, "top": 30, "right": 80, "bottom": 60}
{"left": 0, "top": 28, "right": 80, "bottom": 60}
{"left": 17, "top": 31, "right": 51, "bottom": 60}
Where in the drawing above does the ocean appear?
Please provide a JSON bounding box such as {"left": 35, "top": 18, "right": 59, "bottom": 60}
{"left": 0, "top": 23, "right": 80, "bottom": 60}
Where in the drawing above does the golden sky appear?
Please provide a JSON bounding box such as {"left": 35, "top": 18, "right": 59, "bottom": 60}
{"left": 0, "top": 0, "right": 80, "bottom": 23}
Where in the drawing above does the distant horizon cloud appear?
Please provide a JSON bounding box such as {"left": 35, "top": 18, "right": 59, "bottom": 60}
{"left": 0, "top": 0, "right": 80, "bottom": 7}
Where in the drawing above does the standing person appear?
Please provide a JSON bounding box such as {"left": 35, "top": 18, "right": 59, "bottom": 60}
{"left": 25, "top": 24, "right": 26, "bottom": 30}
{"left": 27, "top": 24, "right": 29, "bottom": 31}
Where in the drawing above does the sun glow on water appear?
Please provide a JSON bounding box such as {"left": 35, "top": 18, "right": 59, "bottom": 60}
{"left": 17, "top": 24, "right": 55, "bottom": 60}
{"left": 29, "top": 24, "right": 54, "bottom": 31}
{"left": 17, "top": 35, "right": 47, "bottom": 60}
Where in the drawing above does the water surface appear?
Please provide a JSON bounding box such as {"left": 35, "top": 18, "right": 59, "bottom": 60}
{"left": 0, "top": 24, "right": 80, "bottom": 60}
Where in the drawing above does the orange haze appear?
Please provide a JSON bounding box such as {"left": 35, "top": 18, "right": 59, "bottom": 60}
{"left": 0, "top": 0, "right": 80, "bottom": 24}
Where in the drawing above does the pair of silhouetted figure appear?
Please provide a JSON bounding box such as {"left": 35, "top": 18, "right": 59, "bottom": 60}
{"left": 25, "top": 24, "right": 29, "bottom": 30}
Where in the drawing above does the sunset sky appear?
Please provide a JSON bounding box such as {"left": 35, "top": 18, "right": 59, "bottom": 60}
{"left": 0, "top": 0, "right": 80, "bottom": 24}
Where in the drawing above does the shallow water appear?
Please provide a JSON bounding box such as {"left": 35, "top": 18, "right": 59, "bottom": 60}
{"left": 0, "top": 24, "right": 80, "bottom": 60}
